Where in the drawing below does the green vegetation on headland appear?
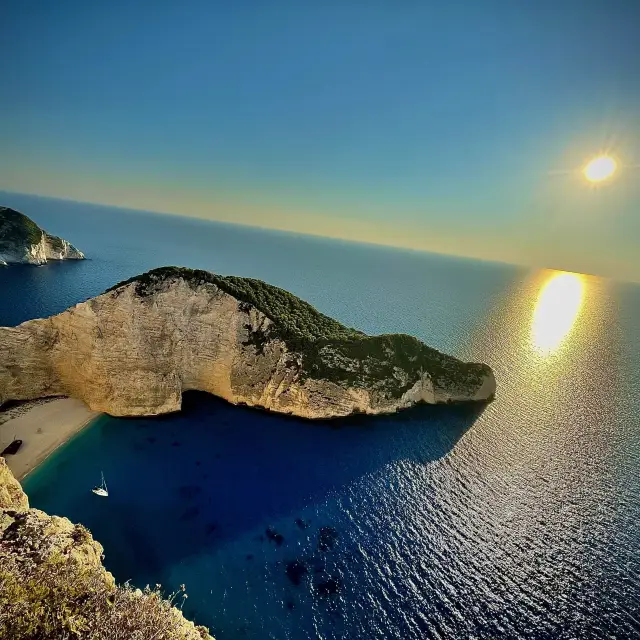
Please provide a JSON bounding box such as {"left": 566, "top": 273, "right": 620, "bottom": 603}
{"left": 0, "top": 207, "right": 84, "bottom": 262}
{"left": 0, "top": 207, "right": 43, "bottom": 249}
{"left": 46, "top": 234, "right": 66, "bottom": 252}
{"left": 107, "top": 267, "right": 491, "bottom": 398}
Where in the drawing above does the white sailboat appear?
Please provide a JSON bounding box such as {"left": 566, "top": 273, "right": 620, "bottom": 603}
{"left": 92, "top": 471, "right": 108, "bottom": 497}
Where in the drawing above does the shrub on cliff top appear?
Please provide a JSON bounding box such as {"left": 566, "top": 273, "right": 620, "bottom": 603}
{"left": 0, "top": 548, "right": 211, "bottom": 640}
{"left": 46, "top": 234, "right": 66, "bottom": 252}
{"left": 107, "top": 266, "right": 362, "bottom": 344}
{"left": 0, "top": 207, "right": 43, "bottom": 248}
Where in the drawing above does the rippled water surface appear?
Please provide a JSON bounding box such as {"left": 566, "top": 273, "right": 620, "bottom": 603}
{"left": 2, "top": 193, "right": 639, "bottom": 639}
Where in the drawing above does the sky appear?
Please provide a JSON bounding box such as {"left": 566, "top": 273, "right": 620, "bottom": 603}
{"left": 1, "top": 1, "right": 639, "bottom": 281}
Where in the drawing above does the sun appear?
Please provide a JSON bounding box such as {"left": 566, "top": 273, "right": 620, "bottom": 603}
{"left": 583, "top": 155, "right": 617, "bottom": 183}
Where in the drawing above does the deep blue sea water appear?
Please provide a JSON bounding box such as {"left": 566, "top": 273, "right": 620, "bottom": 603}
{"left": 2, "top": 192, "right": 639, "bottom": 639}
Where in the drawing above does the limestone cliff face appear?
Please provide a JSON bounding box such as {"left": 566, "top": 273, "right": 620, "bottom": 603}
{"left": 0, "top": 206, "right": 84, "bottom": 265}
{"left": 0, "top": 458, "right": 28, "bottom": 511}
{"left": 0, "top": 267, "right": 495, "bottom": 418}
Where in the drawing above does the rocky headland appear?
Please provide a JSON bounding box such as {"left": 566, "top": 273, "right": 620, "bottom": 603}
{"left": 0, "top": 267, "right": 495, "bottom": 418}
{"left": 0, "top": 207, "right": 85, "bottom": 265}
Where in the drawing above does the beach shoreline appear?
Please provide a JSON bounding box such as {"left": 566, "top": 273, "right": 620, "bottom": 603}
{"left": 0, "top": 398, "right": 100, "bottom": 481}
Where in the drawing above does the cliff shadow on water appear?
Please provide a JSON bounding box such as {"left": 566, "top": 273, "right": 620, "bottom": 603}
{"left": 25, "top": 391, "right": 487, "bottom": 588}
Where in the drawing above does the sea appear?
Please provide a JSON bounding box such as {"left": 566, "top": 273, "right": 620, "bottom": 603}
{"left": 1, "top": 191, "right": 639, "bottom": 639}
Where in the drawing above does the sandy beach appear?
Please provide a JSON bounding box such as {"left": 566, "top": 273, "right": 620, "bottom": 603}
{"left": 0, "top": 398, "right": 100, "bottom": 481}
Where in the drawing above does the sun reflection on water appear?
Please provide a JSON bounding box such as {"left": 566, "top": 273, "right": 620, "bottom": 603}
{"left": 531, "top": 272, "right": 585, "bottom": 355}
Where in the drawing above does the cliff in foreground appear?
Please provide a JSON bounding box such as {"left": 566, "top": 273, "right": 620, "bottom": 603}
{"left": 0, "top": 267, "right": 496, "bottom": 418}
{"left": 0, "top": 458, "right": 212, "bottom": 639}
{"left": 0, "top": 207, "right": 85, "bottom": 265}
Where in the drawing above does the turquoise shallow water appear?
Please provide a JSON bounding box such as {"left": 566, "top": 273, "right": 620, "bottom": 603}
{"left": 2, "top": 192, "right": 640, "bottom": 639}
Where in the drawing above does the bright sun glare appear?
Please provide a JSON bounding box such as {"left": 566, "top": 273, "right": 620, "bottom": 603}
{"left": 531, "top": 273, "right": 585, "bottom": 355}
{"left": 583, "top": 155, "right": 617, "bottom": 183}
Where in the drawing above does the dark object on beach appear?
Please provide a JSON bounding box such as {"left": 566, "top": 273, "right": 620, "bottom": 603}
{"left": 285, "top": 560, "right": 308, "bottom": 586}
{"left": 1, "top": 439, "right": 22, "bottom": 455}
{"left": 317, "top": 526, "right": 338, "bottom": 552}
{"left": 266, "top": 527, "right": 285, "bottom": 546}
{"left": 315, "top": 576, "right": 342, "bottom": 597}
{"left": 295, "top": 518, "right": 309, "bottom": 530}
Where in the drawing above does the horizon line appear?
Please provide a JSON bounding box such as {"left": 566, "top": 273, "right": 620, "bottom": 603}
{"left": 0, "top": 188, "right": 635, "bottom": 285}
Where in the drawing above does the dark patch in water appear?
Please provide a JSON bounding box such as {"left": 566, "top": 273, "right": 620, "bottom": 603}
{"left": 295, "top": 518, "right": 309, "bottom": 530}
{"left": 246, "top": 554, "right": 253, "bottom": 561}
{"left": 146, "top": 436, "right": 156, "bottom": 444}
{"left": 180, "top": 506, "right": 199, "bottom": 521}
{"left": 314, "top": 576, "right": 342, "bottom": 597}
{"left": 285, "top": 560, "right": 308, "bottom": 586}
{"left": 286, "top": 600, "right": 295, "bottom": 610}
{"left": 317, "top": 526, "right": 338, "bottom": 552}
{"left": 205, "top": 523, "right": 217, "bottom": 535}
{"left": 196, "top": 460, "right": 201, "bottom": 466}
{"left": 266, "top": 527, "right": 285, "bottom": 546}
{"left": 172, "top": 441, "right": 181, "bottom": 447}
{"left": 179, "top": 485, "right": 202, "bottom": 499}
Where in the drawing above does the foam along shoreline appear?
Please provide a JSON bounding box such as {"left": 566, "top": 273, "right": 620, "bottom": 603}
{"left": 0, "top": 398, "right": 99, "bottom": 480}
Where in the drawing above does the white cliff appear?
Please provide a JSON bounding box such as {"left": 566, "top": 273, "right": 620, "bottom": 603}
{"left": 0, "top": 267, "right": 496, "bottom": 419}
{"left": 0, "top": 207, "right": 85, "bottom": 265}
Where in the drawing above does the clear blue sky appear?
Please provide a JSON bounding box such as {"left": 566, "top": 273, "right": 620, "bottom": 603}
{"left": 1, "top": 1, "right": 639, "bottom": 280}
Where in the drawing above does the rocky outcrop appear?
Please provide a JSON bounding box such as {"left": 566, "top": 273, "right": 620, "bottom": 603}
{"left": 0, "top": 457, "right": 212, "bottom": 639}
{"left": 0, "top": 457, "right": 110, "bottom": 598}
{"left": 0, "top": 267, "right": 495, "bottom": 418}
{"left": 0, "top": 207, "right": 85, "bottom": 265}
{"left": 0, "top": 458, "right": 28, "bottom": 511}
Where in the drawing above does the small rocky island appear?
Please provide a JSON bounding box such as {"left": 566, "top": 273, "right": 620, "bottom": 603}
{"left": 0, "top": 267, "right": 495, "bottom": 418}
{"left": 0, "top": 206, "right": 85, "bottom": 265}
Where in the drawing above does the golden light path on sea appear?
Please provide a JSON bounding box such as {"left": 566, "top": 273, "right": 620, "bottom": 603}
{"left": 530, "top": 272, "right": 585, "bottom": 355}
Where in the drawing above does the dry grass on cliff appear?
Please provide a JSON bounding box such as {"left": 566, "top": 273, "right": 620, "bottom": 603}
{"left": 0, "top": 542, "right": 211, "bottom": 640}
